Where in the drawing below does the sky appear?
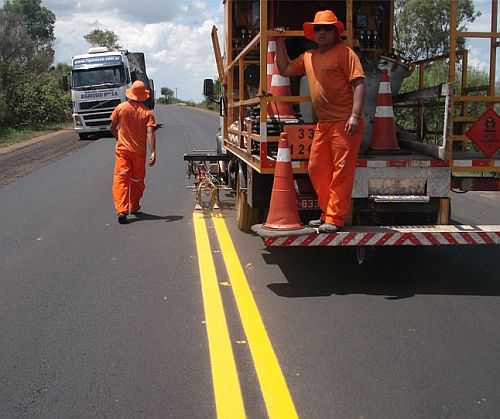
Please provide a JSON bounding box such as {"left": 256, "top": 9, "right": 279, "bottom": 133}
{"left": 466, "top": 0, "right": 500, "bottom": 76}
{"left": 2, "top": 1, "right": 497, "bottom": 102}
{"left": 44, "top": 0, "right": 224, "bottom": 102}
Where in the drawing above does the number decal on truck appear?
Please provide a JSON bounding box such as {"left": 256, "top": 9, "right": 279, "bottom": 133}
{"left": 284, "top": 124, "right": 315, "bottom": 160}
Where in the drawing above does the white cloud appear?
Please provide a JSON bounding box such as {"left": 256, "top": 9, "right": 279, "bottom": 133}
{"left": 463, "top": 1, "right": 500, "bottom": 81}
{"left": 5, "top": 0, "right": 493, "bottom": 100}
{"left": 45, "top": 0, "right": 224, "bottom": 102}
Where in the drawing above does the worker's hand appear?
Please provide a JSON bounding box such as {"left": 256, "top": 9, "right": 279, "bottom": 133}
{"left": 149, "top": 151, "right": 156, "bottom": 167}
{"left": 345, "top": 115, "right": 360, "bottom": 136}
{"left": 273, "top": 26, "right": 287, "bottom": 44}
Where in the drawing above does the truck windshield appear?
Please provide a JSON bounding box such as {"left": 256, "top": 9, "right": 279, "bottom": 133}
{"left": 72, "top": 65, "right": 126, "bottom": 89}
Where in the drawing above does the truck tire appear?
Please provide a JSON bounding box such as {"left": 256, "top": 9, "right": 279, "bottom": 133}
{"left": 78, "top": 133, "right": 90, "bottom": 140}
{"left": 356, "top": 246, "right": 374, "bottom": 266}
{"left": 236, "top": 171, "right": 261, "bottom": 232}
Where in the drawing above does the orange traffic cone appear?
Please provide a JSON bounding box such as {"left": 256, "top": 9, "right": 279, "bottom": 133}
{"left": 267, "top": 40, "right": 295, "bottom": 119}
{"left": 262, "top": 132, "right": 305, "bottom": 230}
{"left": 370, "top": 69, "right": 407, "bottom": 155}
{"left": 266, "top": 40, "right": 276, "bottom": 94}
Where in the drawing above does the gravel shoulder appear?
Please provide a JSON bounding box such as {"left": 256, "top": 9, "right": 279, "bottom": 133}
{"left": 0, "top": 128, "right": 96, "bottom": 187}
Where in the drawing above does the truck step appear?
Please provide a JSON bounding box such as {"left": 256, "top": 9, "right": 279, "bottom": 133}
{"left": 251, "top": 224, "right": 500, "bottom": 247}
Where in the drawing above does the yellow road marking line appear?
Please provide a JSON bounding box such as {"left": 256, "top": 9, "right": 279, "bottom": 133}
{"left": 212, "top": 214, "right": 298, "bottom": 419}
{"left": 193, "top": 212, "right": 246, "bottom": 419}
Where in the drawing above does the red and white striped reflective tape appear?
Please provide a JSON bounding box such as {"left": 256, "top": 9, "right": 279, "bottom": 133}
{"left": 355, "top": 159, "right": 448, "bottom": 168}
{"left": 453, "top": 159, "right": 500, "bottom": 167}
{"left": 288, "top": 160, "right": 448, "bottom": 169}
{"left": 262, "top": 225, "right": 500, "bottom": 247}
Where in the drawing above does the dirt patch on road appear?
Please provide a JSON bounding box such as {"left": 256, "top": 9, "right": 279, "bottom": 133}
{"left": 0, "top": 129, "right": 95, "bottom": 187}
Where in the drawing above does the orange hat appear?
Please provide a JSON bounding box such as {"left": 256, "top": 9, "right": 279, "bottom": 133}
{"left": 126, "top": 80, "right": 150, "bottom": 102}
{"left": 303, "top": 10, "right": 345, "bottom": 41}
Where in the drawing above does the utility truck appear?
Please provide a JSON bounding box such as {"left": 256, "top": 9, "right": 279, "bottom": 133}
{"left": 63, "top": 47, "right": 154, "bottom": 140}
{"left": 203, "top": 0, "right": 500, "bottom": 263}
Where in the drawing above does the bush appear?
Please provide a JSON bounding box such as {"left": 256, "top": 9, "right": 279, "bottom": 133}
{"left": 7, "top": 71, "right": 71, "bottom": 125}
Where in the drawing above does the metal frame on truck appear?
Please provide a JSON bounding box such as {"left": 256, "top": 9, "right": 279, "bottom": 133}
{"left": 205, "top": 0, "right": 500, "bottom": 263}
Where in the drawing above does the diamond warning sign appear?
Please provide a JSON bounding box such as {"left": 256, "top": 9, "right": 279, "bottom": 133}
{"left": 466, "top": 108, "right": 500, "bottom": 158}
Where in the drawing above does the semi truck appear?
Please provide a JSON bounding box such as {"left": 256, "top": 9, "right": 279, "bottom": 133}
{"left": 203, "top": 0, "right": 500, "bottom": 263}
{"left": 63, "top": 47, "right": 154, "bottom": 140}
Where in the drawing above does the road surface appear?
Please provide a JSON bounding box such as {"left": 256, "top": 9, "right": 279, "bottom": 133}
{"left": 1, "top": 104, "right": 499, "bottom": 418}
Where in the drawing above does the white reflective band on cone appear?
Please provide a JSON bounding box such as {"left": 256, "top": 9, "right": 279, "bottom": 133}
{"left": 271, "top": 74, "right": 290, "bottom": 87}
{"left": 268, "top": 41, "right": 276, "bottom": 52}
{"left": 375, "top": 106, "right": 394, "bottom": 118}
{"left": 277, "top": 147, "right": 291, "bottom": 162}
{"left": 267, "top": 64, "right": 274, "bottom": 74}
{"left": 378, "top": 82, "right": 392, "bottom": 94}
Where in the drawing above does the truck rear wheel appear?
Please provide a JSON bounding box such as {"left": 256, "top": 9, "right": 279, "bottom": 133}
{"left": 356, "top": 246, "right": 374, "bottom": 266}
{"left": 236, "top": 172, "right": 261, "bottom": 232}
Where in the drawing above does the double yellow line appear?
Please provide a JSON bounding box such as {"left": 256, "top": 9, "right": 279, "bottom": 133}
{"left": 193, "top": 212, "right": 298, "bottom": 419}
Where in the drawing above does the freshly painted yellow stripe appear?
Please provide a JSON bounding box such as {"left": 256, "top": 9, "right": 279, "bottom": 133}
{"left": 212, "top": 214, "right": 298, "bottom": 419}
{"left": 193, "top": 212, "right": 246, "bottom": 419}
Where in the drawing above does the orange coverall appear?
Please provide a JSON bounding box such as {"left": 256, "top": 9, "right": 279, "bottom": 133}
{"left": 110, "top": 100, "right": 156, "bottom": 214}
{"left": 290, "top": 42, "right": 365, "bottom": 226}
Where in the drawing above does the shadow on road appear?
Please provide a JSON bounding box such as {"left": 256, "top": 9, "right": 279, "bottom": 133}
{"left": 127, "top": 213, "right": 183, "bottom": 223}
{"left": 263, "top": 245, "right": 500, "bottom": 299}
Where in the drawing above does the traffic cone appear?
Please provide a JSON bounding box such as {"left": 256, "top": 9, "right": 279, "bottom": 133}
{"left": 266, "top": 40, "right": 276, "bottom": 93}
{"left": 267, "top": 40, "right": 295, "bottom": 119}
{"left": 262, "top": 132, "right": 304, "bottom": 230}
{"left": 370, "top": 69, "right": 407, "bottom": 155}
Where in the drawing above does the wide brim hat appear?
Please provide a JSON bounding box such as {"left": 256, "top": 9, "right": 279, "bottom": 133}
{"left": 303, "top": 10, "right": 345, "bottom": 41}
{"left": 126, "top": 80, "right": 150, "bottom": 102}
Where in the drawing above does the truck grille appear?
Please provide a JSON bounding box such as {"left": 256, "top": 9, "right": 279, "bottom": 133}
{"left": 85, "top": 120, "right": 110, "bottom": 127}
{"left": 79, "top": 99, "right": 121, "bottom": 110}
{"left": 82, "top": 112, "right": 112, "bottom": 120}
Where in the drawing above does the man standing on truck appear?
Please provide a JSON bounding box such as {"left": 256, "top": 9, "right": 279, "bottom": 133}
{"left": 274, "top": 10, "right": 366, "bottom": 233}
{"left": 110, "top": 80, "right": 157, "bottom": 225}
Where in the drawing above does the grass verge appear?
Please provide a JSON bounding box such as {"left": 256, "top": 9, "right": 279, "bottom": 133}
{"left": 0, "top": 121, "right": 73, "bottom": 149}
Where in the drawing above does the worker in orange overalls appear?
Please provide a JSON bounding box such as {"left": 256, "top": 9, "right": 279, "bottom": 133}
{"left": 274, "top": 10, "right": 366, "bottom": 233}
{"left": 110, "top": 80, "right": 157, "bottom": 224}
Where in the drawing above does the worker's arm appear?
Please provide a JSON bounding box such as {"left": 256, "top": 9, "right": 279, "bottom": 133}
{"left": 147, "top": 126, "right": 156, "bottom": 166}
{"left": 274, "top": 29, "right": 301, "bottom": 77}
{"left": 110, "top": 121, "right": 118, "bottom": 139}
{"left": 345, "top": 77, "right": 366, "bottom": 136}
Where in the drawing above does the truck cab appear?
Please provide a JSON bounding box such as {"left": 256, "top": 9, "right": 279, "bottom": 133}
{"left": 66, "top": 47, "right": 154, "bottom": 140}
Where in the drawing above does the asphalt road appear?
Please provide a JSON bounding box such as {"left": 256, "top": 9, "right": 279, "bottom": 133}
{"left": 1, "top": 104, "right": 499, "bottom": 418}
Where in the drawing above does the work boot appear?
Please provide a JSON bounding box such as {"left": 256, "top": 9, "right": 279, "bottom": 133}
{"left": 131, "top": 205, "right": 141, "bottom": 216}
{"left": 318, "top": 222, "right": 339, "bottom": 233}
{"left": 308, "top": 219, "right": 324, "bottom": 227}
{"left": 117, "top": 213, "right": 128, "bottom": 224}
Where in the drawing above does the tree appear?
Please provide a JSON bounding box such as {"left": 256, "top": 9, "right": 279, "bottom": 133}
{"left": 5, "top": 0, "right": 55, "bottom": 47}
{"left": 1, "top": 0, "right": 55, "bottom": 74}
{"left": 84, "top": 29, "right": 121, "bottom": 50}
{"left": 394, "top": 0, "right": 480, "bottom": 61}
{"left": 0, "top": 1, "right": 69, "bottom": 126}
{"left": 160, "top": 87, "right": 174, "bottom": 103}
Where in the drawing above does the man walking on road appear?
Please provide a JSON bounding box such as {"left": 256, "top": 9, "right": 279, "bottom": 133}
{"left": 274, "top": 10, "right": 366, "bottom": 233}
{"left": 110, "top": 80, "right": 157, "bottom": 224}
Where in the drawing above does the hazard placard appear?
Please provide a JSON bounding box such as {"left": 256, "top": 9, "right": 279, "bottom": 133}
{"left": 465, "top": 108, "right": 500, "bottom": 158}
{"left": 284, "top": 124, "right": 315, "bottom": 160}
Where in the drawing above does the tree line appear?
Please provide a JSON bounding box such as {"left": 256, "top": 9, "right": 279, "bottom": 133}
{"left": 0, "top": 0, "right": 491, "bottom": 133}
{"left": 0, "top": 0, "right": 70, "bottom": 127}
